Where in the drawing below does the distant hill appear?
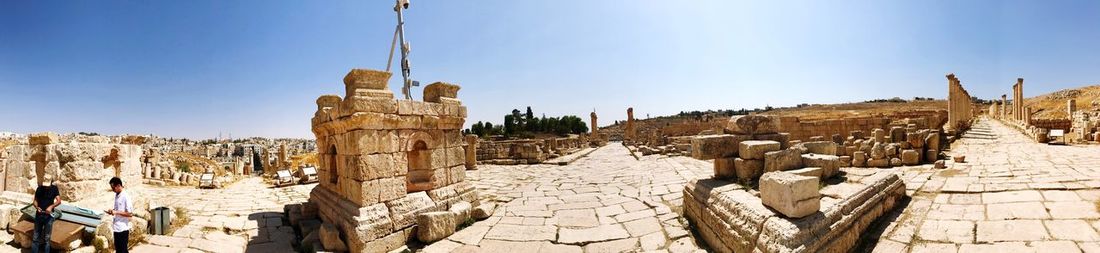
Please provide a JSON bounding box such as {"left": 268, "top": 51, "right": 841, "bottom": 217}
{"left": 1022, "top": 85, "right": 1100, "bottom": 120}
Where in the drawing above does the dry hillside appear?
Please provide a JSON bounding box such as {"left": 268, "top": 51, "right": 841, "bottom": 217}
{"left": 761, "top": 100, "right": 946, "bottom": 121}
{"left": 1023, "top": 85, "right": 1100, "bottom": 119}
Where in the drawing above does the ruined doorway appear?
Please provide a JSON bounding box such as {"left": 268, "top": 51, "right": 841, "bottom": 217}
{"left": 406, "top": 140, "right": 431, "bottom": 192}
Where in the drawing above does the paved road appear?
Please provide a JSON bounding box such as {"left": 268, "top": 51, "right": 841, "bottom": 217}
{"left": 873, "top": 117, "right": 1100, "bottom": 253}
{"left": 424, "top": 144, "right": 714, "bottom": 253}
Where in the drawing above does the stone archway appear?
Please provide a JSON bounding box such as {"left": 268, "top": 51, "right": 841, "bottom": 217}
{"left": 406, "top": 140, "right": 431, "bottom": 192}
{"left": 404, "top": 131, "right": 435, "bottom": 192}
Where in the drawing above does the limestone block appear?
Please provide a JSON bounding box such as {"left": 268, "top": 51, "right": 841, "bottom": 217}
{"left": 385, "top": 192, "right": 436, "bottom": 229}
{"left": 378, "top": 176, "right": 406, "bottom": 202}
{"left": 870, "top": 143, "right": 886, "bottom": 159}
{"left": 344, "top": 69, "right": 390, "bottom": 90}
{"left": 808, "top": 136, "right": 825, "bottom": 142}
{"left": 754, "top": 133, "right": 791, "bottom": 149}
{"left": 889, "top": 158, "right": 902, "bottom": 167}
{"left": 448, "top": 201, "right": 472, "bottom": 223}
{"left": 725, "top": 115, "right": 779, "bottom": 135}
{"left": 759, "top": 171, "right": 820, "bottom": 218}
{"left": 872, "top": 129, "right": 886, "bottom": 143}
{"left": 739, "top": 140, "right": 781, "bottom": 160}
{"left": 907, "top": 131, "right": 926, "bottom": 148}
{"left": 838, "top": 156, "right": 851, "bottom": 167}
{"left": 713, "top": 157, "right": 736, "bottom": 180}
{"left": 423, "top": 82, "right": 461, "bottom": 103}
{"left": 831, "top": 134, "right": 844, "bottom": 144}
{"left": 764, "top": 149, "right": 803, "bottom": 172}
{"left": 900, "top": 150, "right": 920, "bottom": 166}
{"left": 884, "top": 143, "right": 899, "bottom": 156}
{"left": 798, "top": 141, "right": 837, "bottom": 156}
{"left": 925, "top": 149, "right": 939, "bottom": 163}
{"left": 925, "top": 132, "right": 941, "bottom": 150}
{"left": 889, "top": 127, "right": 906, "bottom": 143}
{"left": 690, "top": 135, "right": 744, "bottom": 160}
{"left": 472, "top": 202, "right": 496, "bottom": 220}
{"left": 416, "top": 211, "right": 456, "bottom": 243}
{"left": 867, "top": 158, "right": 889, "bottom": 168}
{"left": 734, "top": 158, "right": 764, "bottom": 181}
{"left": 787, "top": 167, "right": 823, "bottom": 178}
{"left": 852, "top": 152, "right": 867, "bottom": 167}
{"left": 934, "top": 160, "right": 947, "bottom": 169}
{"left": 850, "top": 130, "right": 864, "bottom": 140}
{"left": 319, "top": 223, "right": 348, "bottom": 252}
{"left": 0, "top": 204, "right": 12, "bottom": 230}
{"left": 801, "top": 154, "right": 839, "bottom": 178}
{"left": 29, "top": 132, "right": 58, "bottom": 145}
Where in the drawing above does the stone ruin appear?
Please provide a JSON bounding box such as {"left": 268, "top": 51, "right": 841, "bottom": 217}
{"left": 989, "top": 77, "right": 1073, "bottom": 143}
{"left": 475, "top": 134, "right": 592, "bottom": 165}
{"left": 301, "top": 68, "right": 484, "bottom": 252}
{"left": 683, "top": 115, "right": 906, "bottom": 253}
{"left": 0, "top": 133, "right": 153, "bottom": 251}
{"left": 0, "top": 133, "right": 144, "bottom": 202}
{"left": 945, "top": 73, "right": 974, "bottom": 134}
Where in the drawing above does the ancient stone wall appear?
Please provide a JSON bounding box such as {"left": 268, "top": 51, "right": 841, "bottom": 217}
{"left": 0, "top": 132, "right": 143, "bottom": 203}
{"left": 475, "top": 135, "right": 590, "bottom": 164}
{"left": 775, "top": 110, "right": 946, "bottom": 142}
{"left": 307, "top": 69, "right": 478, "bottom": 252}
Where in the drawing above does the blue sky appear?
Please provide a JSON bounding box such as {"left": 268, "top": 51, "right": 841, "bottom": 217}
{"left": 2, "top": 1, "right": 1099, "bottom": 139}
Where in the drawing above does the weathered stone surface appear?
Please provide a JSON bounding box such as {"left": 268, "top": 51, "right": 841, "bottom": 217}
{"left": 734, "top": 158, "right": 764, "bottom": 181}
{"left": 870, "top": 142, "right": 886, "bottom": 159}
{"left": 801, "top": 154, "right": 839, "bottom": 178}
{"left": 925, "top": 149, "right": 939, "bottom": 163}
{"left": 900, "top": 149, "right": 920, "bottom": 165}
{"left": 889, "top": 157, "right": 902, "bottom": 166}
{"left": 798, "top": 141, "right": 837, "bottom": 156}
{"left": 759, "top": 171, "right": 820, "bottom": 218}
{"left": 319, "top": 223, "right": 349, "bottom": 252}
{"left": 713, "top": 157, "right": 736, "bottom": 180}
{"left": 472, "top": 202, "right": 496, "bottom": 220}
{"left": 29, "top": 132, "right": 59, "bottom": 145}
{"left": 764, "top": 148, "right": 803, "bottom": 172}
{"left": 416, "top": 211, "right": 456, "bottom": 243}
{"left": 786, "top": 167, "right": 823, "bottom": 178}
{"left": 725, "top": 115, "right": 780, "bottom": 135}
{"left": 423, "top": 82, "right": 461, "bottom": 103}
{"left": 739, "top": 140, "right": 781, "bottom": 160}
{"left": 449, "top": 201, "right": 473, "bottom": 223}
{"left": 867, "top": 158, "right": 889, "bottom": 168}
{"left": 852, "top": 151, "right": 867, "bottom": 167}
{"left": 872, "top": 128, "right": 886, "bottom": 143}
{"left": 690, "top": 134, "right": 744, "bottom": 160}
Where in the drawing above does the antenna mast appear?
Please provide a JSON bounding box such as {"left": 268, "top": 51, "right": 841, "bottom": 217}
{"left": 386, "top": 0, "right": 419, "bottom": 100}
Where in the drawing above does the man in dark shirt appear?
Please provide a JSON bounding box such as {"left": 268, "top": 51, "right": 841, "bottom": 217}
{"left": 32, "top": 173, "right": 61, "bottom": 253}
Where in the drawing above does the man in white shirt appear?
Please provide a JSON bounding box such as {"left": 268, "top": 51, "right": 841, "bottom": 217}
{"left": 105, "top": 177, "right": 133, "bottom": 253}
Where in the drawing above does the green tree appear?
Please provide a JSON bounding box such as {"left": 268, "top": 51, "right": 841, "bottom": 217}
{"left": 525, "top": 106, "right": 537, "bottom": 132}
{"left": 504, "top": 114, "right": 516, "bottom": 136}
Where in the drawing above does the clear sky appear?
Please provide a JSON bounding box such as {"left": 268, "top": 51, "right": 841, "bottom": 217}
{"left": 2, "top": 1, "right": 1099, "bottom": 139}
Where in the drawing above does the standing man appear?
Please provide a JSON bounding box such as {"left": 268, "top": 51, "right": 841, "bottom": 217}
{"left": 105, "top": 177, "right": 133, "bottom": 253}
{"left": 32, "top": 173, "right": 61, "bottom": 253}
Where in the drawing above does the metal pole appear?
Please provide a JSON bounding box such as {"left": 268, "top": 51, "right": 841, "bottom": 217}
{"left": 396, "top": 0, "right": 413, "bottom": 100}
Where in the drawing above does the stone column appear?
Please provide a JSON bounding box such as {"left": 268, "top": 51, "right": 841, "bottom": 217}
{"left": 464, "top": 134, "right": 478, "bottom": 170}
{"left": 590, "top": 111, "right": 598, "bottom": 135}
{"left": 626, "top": 107, "right": 635, "bottom": 143}
{"left": 1001, "top": 94, "right": 1008, "bottom": 120}
{"left": 1068, "top": 99, "right": 1077, "bottom": 119}
{"left": 278, "top": 142, "right": 287, "bottom": 170}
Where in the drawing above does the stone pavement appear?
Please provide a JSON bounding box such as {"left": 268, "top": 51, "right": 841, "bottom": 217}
{"left": 872, "top": 117, "right": 1100, "bottom": 253}
{"left": 131, "top": 177, "right": 314, "bottom": 253}
{"left": 422, "top": 144, "right": 715, "bottom": 253}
